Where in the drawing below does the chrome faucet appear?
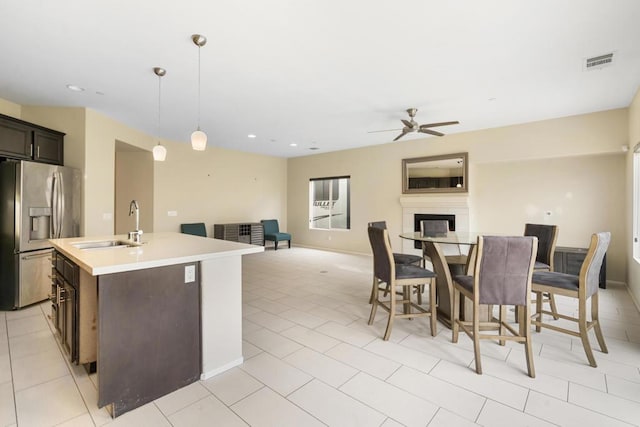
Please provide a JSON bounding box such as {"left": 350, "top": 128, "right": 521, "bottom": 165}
{"left": 128, "top": 200, "right": 143, "bottom": 243}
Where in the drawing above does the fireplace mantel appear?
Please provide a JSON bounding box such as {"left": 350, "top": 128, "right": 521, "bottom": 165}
{"left": 399, "top": 195, "right": 469, "bottom": 209}
{"left": 399, "top": 195, "right": 470, "bottom": 255}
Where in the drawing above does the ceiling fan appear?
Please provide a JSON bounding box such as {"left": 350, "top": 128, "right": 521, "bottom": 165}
{"left": 370, "top": 108, "right": 459, "bottom": 141}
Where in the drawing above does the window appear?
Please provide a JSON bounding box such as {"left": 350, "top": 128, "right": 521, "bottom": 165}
{"left": 309, "top": 176, "right": 350, "bottom": 230}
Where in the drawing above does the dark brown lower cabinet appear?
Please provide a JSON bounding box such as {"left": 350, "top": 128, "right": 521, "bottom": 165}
{"left": 97, "top": 262, "right": 201, "bottom": 417}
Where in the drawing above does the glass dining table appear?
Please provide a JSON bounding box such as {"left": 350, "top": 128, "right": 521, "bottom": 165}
{"left": 399, "top": 231, "right": 489, "bottom": 327}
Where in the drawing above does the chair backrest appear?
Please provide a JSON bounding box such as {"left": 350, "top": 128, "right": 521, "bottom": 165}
{"left": 420, "top": 220, "right": 449, "bottom": 237}
{"left": 368, "top": 221, "right": 387, "bottom": 230}
{"left": 524, "top": 223, "right": 558, "bottom": 268}
{"left": 580, "top": 232, "right": 610, "bottom": 297}
{"left": 368, "top": 226, "right": 394, "bottom": 284}
{"left": 180, "top": 222, "right": 207, "bottom": 237}
{"left": 261, "top": 219, "right": 280, "bottom": 234}
{"left": 474, "top": 236, "right": 537, "bottom": 306}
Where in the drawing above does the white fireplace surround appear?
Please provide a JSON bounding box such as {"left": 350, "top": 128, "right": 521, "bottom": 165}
{"left": 399, "top": 195, "right": 470, "bottom": 255}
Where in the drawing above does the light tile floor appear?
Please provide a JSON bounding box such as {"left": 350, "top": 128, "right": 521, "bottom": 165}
{"left": 1, "top": 247, "right": 640, "bottom": 426}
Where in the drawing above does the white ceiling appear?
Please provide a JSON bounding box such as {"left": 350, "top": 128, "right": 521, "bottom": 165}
{"left": 2, "top": 1, "right": 640, "bottom": 158}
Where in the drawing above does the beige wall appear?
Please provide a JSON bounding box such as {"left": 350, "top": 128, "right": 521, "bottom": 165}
{"left": 627, "top": 88, "right": 640, "bottom": 306}
{"left": 0, "top": 98, "right": 21, "bottom": 118}
{"left": 1, "top": 98, "right": 288, "bottom": 240}
{"left": 115, "top": 147, "right": 154, "bottom": 235}
{"left": 287, "top": 109, "right": 628, "bottom": 282}
{"left": 153, "top": 142, "right": 288, "bottom": 237}
{"left": 474, "top": 154, "right": 625, "bottom": 281}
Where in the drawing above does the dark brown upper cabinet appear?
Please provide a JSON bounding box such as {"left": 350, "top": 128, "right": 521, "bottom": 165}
{"left": 0, "top": 113, "right": 64, "bottom": 165}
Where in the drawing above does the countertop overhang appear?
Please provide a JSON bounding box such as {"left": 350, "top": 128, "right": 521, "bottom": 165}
{"left": 49, "top": 232, "right": 264, "bottom": 275}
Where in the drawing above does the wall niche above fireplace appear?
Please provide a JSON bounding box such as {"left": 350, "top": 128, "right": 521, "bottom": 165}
{"left": 402, "top": 152, "right": 468, "bottom": 194}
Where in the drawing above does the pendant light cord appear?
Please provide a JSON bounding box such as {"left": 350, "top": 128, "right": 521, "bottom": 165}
{"left": 197, "top": 45, "right": 201, "bottom": 131}
{"left": 158, "top": 73, "right": 162, "bottom": 142}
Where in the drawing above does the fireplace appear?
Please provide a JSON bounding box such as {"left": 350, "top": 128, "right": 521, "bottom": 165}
{"left": 399, "top": 195, "right": 469, "bottom": 255}
{"left": 412, "top": 214, "right": 456, "bottom": 249}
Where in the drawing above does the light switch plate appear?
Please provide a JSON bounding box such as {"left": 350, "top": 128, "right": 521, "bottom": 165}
{"left": 185, "top": 265, "right": 195, "bottom": 283}
{"left": 168, "top": 211, "right": 178, "bottom": 217}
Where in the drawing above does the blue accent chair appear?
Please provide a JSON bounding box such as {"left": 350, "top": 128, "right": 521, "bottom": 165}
{"left": 180, "top": 223, "right": 207, "bottom": 237}
{"left": 261, "top": 219, "right": 291, "bottom": 250}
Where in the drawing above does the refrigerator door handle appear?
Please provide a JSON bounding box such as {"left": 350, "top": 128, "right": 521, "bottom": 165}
{"left": 51, "top": 173, "right": 57, "bottom": 238}
{"left": 58, "top": 172, "right": 65, "bottom": 237}
{"left": 51, "top": 172, "right": 62, "bottom": 239}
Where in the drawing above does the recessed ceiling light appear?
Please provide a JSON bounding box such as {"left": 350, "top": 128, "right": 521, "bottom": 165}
{"left": 488, "top": 97, "right": 497, "bottom": 101}
{"left": 289, "top": 143, "right": 297, "bottom": 147}
{"left": 66, "top": 84, "right": 84, "bottom": 92}
{"left": 247, "top": 134, "right": 256, "bottom": 138}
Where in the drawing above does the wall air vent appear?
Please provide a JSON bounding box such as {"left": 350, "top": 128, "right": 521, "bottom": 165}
{"left": 584, "top": 52, "right": 614, "bottom": 70}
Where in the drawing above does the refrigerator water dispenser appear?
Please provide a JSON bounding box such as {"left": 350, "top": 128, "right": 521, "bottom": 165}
{"left": 29, "top": 207, "right": 51, "bottom": 241}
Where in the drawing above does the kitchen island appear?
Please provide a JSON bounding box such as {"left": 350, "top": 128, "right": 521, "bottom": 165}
{"left": 49, "top": 232, "right": 263, "bottom": 417}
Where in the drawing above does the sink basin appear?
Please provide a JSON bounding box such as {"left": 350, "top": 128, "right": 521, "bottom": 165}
{"left": 71, "top": 240, "right": 136, "bottom": 250}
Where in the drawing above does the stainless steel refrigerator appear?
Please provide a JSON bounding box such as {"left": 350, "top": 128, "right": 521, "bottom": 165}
{"left": 0, "top": 160, "right": 81, "bottom": 310}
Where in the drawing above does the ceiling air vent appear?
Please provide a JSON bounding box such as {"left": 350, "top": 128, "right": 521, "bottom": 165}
{"left": 584, "top": 52, "right": 614, "bottom": 70}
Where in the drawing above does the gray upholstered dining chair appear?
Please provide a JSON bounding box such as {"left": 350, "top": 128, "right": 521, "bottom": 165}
{"left": 524, "top": 223, "right": 559, "bottom": 319}
{"left": 369, "top": 221, "right": 422, "bottom": 266}
{"left": 367, "top": 226, "right": 437, "bottom": 340}
{"left": 531, "top": 232, "right": 610, "bottom": 367}
{"left": 421, "top": 219, "right": 467, "bottom": 270}
{"left": 368, "top": 221, "right": 422, "bottom": 303}
{"left": 452, "top": 235, "right": 538, "bottom": 377}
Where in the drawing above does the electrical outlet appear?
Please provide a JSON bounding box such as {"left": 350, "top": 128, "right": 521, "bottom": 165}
{"left": 168, "top": 211, "right": 177, "bottom": 217}
{"left": 184, "top": 265, "right": 195, "bottom": 283}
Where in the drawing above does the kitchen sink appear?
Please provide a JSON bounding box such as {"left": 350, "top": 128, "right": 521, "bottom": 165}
{"left": 71, "top": 240, "right": 136, "bottom": 250}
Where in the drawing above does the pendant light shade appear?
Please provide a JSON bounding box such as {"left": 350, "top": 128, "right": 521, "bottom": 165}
{"left": 153, "top": 67, "right": 167, "bottom": 161}
{"left": 191, "top": 129, "right": 207, "bottom": 151}
{"left": 153, "top": 143, "right": 167, "bottom": 161}
{"left": 191, "top": 34, "right": 208, "bottom": 151}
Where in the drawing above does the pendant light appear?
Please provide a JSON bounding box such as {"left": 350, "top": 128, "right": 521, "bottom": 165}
{"left": 191, "top": 34, "right": 207, "bottom": 151}
{"left": 152, "top": 67, "right": 167, "bottom": 161}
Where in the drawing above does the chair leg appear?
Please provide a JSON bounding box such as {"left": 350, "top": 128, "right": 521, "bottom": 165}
{"left": 369, "top": 277, "right": 377, "bottom": 304}
{"left": 274, "top": 241, "right": 278, "bottom": 250}
{"left": 547, "top": 293, "right": 560, "bottom": 320}
{"left": 498, "top": 305, "right": 506, "bottom": 346}
{"left": 288, "top": 239, "right": 291, "bottom": 248}
{"left": 473, "top": 301, "right": 482, "bottom": 375}
{"left": 383, "top": 284, "right": 396, "bottom": 341}
{"left": 535, "top": 291, "right": 543, "bottom": 333}
{"left": 368, "top": 280, "right": 379, "bottom": 325}
{"left": 578, "top": 298, "right": 597, "bottom": 367}
{"left": 429, "top": 278, "right": 437, "bottom": 336}
{"left": 452, "top": 288, "right": 460, "bottom": 343}
{"left": 522, "top": 303, "right": 536, "bottom": 378}
{"left": 591, "top": 292, "right": 608, "bottom": 354}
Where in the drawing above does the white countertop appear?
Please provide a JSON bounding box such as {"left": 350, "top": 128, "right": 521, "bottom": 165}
{"left": 49, "top": 232, "right": 264, "bottom": 275}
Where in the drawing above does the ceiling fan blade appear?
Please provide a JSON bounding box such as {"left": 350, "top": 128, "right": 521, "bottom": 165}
{"left": 401, "top": 119, "right": 413, "bottom": 128}
{"left": 393, "top": 130, "right": 409, "bottom": 141}
{"left": 419, "top": 129, "right": 445, "bottom": 137}
{"left": 419, "top": 121, "right": 459, "bottom": 129}
{"left": 367, "top": 128, "right": 402, "bottom": 133}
